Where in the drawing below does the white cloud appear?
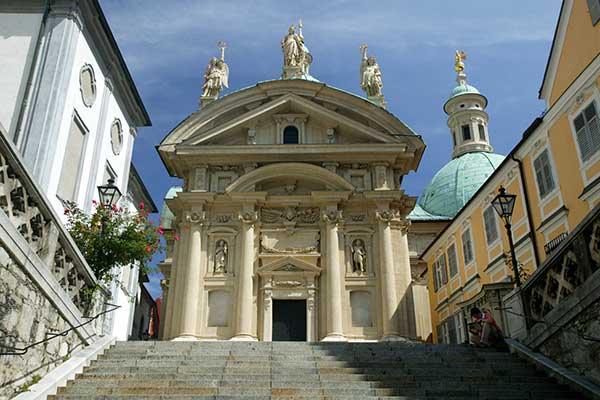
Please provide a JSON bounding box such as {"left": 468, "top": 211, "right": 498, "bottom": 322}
{"left": 102, "top": 0, "right": 561, "bottom": 74}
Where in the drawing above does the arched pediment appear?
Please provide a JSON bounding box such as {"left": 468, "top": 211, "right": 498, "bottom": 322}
{"left": 226, "top": 163, "right": 354, "bottom": 193}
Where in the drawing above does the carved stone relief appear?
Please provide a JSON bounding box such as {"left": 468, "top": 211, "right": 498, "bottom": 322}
{"left": 260, "top": 230, "right": 320, "bottom": 254}
{"left": 261, "top": 207, "right": 320, "bottom": 225}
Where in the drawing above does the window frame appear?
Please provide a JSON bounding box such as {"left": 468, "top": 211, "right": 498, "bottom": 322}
{"left": 483, "top": 206, "right": 500, "bottom": 245}
{"left": 570, "top": 97, "right": 600, "bottom": 169}
{"left": 461, "top": 228, "right": 475, "bottom": 266}
{"left": 461, "top": 124, "right": 472, "bottom": 141}
{"left": 283, "top": 125, "right": 300, "bottom": 144}
{"left": 57, "top": 110, "right": 89, "bottom": 203}
{"left": 447, "top": 243, "right": 459, "bottom": 278}
{"left": 478, "top": 123, "right": 487, "bottom": 142}
{"left": 533, "top": 148, "right": 557, "bottom": 199}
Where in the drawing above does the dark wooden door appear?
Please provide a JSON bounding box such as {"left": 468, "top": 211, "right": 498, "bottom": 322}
{"left": 272, "top": 300, "right": 307, "bottom": 341}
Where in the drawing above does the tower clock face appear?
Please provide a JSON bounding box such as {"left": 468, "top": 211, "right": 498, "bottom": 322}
{"left": 110, "top": 119, "right": 123, "bottom": 155}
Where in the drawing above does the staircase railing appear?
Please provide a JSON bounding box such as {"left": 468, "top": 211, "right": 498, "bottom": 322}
{"left": 0, "top": 303, "right": 120, "bottom": 356}
{"left": 0, "top": 126, "right": 104, "bottom": 313}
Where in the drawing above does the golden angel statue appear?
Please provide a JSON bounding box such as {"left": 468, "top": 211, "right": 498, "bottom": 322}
{"left": 455, "top": 50, "right": 467, "bottom": 72}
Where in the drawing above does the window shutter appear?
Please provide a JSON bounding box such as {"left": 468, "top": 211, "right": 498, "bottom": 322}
{"left": 588, "top": 0, "right": 600, "bottom": 25}
{"left": 448, "top": 245, "right": 458, "bottom": 277}
{"left": 433, "top": 261, "right": 439, "bottom": 291}
{"left": 483, "top": 207, "right": 498, "bottom": 244}
{"left": 576, "top": 102, "right": 600, "bottom": 161}
{"left": 440, "top": 255, "right": 448, "bottom": 284}
{"left": 462, "top": 229, "right": 473, "bottom": 265}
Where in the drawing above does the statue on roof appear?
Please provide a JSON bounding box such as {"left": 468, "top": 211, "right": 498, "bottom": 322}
{"left": 359, "top": 44, "right": 386, "bottom": 107}
{"left": 200, "top": 41, "right": 229, "bottom": 104}
{"left": 454, "top": 50, "right": 467, "bottom": 72}
{"left": 281, "top": 22, "right": 305, "bottom": 68}
{"left": 281, "top": 20, "right": 312, "bottom": 79}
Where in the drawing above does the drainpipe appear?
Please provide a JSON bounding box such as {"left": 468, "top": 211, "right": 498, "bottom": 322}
{"left": 511, "top": 154, "right": 542, "bottom": 268}
{"left": 13, "top": 0, "right": 51, "bottom": 148}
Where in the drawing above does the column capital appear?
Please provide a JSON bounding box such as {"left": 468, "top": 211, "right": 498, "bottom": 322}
{"left": 321, "top": 210, "right": 343, "bottom": 225}
{"left": 238, "top": 210, "right": 259, "bottom": 224}
{"left": 184, "top": 210, "right": 206, "bottom": 225}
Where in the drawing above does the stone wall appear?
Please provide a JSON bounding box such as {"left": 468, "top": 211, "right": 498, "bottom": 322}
{"left": 537, "top": 299, "right": 600, "bottom": 386}
{"left": 0, "top": 246, "right": 85, "bottom": 399}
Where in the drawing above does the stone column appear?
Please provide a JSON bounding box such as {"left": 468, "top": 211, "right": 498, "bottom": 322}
{"left": 321, "top": 210, "right": 346, "bottom": 341}
{"left": 232, "top": 210, "right": 258, "bottom": 340}
{"left": 376, "top": 209, "right": 401, "bottom": 339}
{"left": 172, "top": 211, "right": 205, "bottom": 341}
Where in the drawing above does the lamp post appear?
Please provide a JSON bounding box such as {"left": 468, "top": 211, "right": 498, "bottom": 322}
{"left": 491, "top": 186, "right": 521, "bottom": 287}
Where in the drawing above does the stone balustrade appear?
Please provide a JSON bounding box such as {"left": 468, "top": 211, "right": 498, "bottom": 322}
{"left": 0, "top": 130, "right": 100, "bottom": 313}
{"left": 505, "top": 202, "right": 600, "bottom": 386}
{"left": 0, "top": 124, "right": 108, "bottom": 398}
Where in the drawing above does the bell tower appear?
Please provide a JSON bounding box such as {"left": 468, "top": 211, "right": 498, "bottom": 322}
{"left": 443, "top": 51, "right": 493, "bottom": 159}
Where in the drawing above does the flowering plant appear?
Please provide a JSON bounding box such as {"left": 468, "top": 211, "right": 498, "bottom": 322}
{"left": 64, "top": 200, "right": 163, "bottom": 284}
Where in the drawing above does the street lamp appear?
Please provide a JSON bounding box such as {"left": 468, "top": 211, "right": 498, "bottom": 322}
{"left": 97, "top": 178, "right": 121, "bottom": 208}
{"left": 491, "top": 186, "right": 521, "bottom": 287}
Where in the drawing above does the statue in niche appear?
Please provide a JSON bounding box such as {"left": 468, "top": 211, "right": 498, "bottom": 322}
{"left": 201, "top": 41, "right": 229, "bottom": 98}
{"left": 214, "top": 239, "right": 228, "bottom": 273}
{"left": 352, "top": 239, "right": 367, "bottom": 273}
{"left": 359, "top": 44, "right": 383, "bottom": 97}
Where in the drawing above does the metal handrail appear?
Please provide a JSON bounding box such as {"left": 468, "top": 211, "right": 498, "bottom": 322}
{"left": 0, "top": 303, "right": 121, "bottom": 356}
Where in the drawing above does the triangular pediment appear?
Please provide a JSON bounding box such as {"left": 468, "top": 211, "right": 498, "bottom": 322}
{"left": 181, "top": 93, "right": 404, "bottom": 146}
{"left": 257, "top": 256, "right": 322, "bottom": 275}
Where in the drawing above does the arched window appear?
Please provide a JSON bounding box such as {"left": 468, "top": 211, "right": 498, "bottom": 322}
{"left": 283, "top": 125, "right": 299, "bottom": 144}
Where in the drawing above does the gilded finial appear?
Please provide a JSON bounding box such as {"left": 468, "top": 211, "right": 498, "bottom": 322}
{"left": 454, "top": 50, "right": 467, "bottom": 73}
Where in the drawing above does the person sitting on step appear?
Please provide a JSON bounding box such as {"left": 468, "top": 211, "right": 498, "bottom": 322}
{"left": 468, "top": 307, "right": 506, "bottom": 349}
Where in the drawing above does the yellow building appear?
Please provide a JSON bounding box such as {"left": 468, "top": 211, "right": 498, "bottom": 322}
{"left": 420, "top": 0, "right": 600, "bottom": 343}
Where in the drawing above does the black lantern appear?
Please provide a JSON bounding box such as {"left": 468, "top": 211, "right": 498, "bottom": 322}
{"left": 491, "top": 186, "right": 521, "bottom": 287}
{"left": 491, "top": 186, "right": 517, "bottom": 225}
{"left": 97, "top": 178, "right": 121, "bottom": 208}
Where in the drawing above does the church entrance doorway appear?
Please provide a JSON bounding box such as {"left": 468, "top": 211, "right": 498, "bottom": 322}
{"left": 272, "top": 300, "right": 307, "bottom": 341}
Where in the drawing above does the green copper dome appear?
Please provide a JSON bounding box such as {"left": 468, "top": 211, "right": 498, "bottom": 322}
{"left": 418, "top": 152, "right": 505, "bottom": 218}
{"left": 450, "top": 83, "right": 480, "bottom": 99}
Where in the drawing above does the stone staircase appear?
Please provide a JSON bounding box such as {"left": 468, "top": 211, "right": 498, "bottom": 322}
{"left": 50, "top": 341, "right": 584, "bottom": 399}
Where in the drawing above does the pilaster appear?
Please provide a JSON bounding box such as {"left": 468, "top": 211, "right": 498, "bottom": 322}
{"left": 18, "top": 4, "right": 82, "bottom": 189}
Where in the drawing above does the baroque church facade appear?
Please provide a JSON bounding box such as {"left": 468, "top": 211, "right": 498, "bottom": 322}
{"left": 157, "top": 26, "right": 500, "bottom": 342}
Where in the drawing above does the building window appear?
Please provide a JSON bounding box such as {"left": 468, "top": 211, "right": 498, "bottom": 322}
{"left": 452, "top": 131, "right": 457, "bottom": 146}
{"left": 461, "top": 228, "right": 474, "bottom": 265}
{"left": 110, "top": 119, "right": 123, "bottom": 155}
{"left": 534, "top": 149, "right": 556, "bottom": 198}
{"left": 462, "top": 125, "right": 471, "bottom": 141}
{"left": 588, "top": 0, "right": 600, "bottom": 25}
{"left": 574, "top": 101, "right": 600, "bottom": 162}
{"left": 283, "top": 125, "right": 299, "bottom": 144}
{"left": 447, "top": 244, "right": 458, "bottom": 277}
{"left": 483, "top": 206, "right": 499, "bottom": 244}
{"left": 478, "top": 124, "right": 486, "bottom": 141}
{"left": 79, "top": 64, "right": 96, "bottom": 107}
{"left": 57, "top": 113, "right": 87, "bottom": 202}
{"left": 433, "top": 254, "right": 448, "bottom": 291}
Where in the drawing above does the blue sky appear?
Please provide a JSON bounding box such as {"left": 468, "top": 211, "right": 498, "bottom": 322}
{"left": 100, "top": 0, "right": 562, "bottom": 299}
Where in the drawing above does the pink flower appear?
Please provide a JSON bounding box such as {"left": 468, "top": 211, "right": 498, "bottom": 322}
{"left": 148, "top": 221, "right": 153, "bottom": 225}
{"left": 64, "top": 209, "right": 69, "bottom": 214}
{"left": 174, "top": 235, "right": 180, "bottom": 241}
{"left": 157, "top": 226, "right": 164, "bottom": 234}
{"left": 139, "top": 202, "right": 145, "bottom": 210}
{"left": 92, "top": 200, "right": 98, "bottom": 205}
{"left": 145, "top": 246, "right": 151, "bottom": 253}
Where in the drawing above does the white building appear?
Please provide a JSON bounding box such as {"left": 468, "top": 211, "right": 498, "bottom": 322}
{"left": 0, "top": 0, "right": 152, "bottom": 341}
